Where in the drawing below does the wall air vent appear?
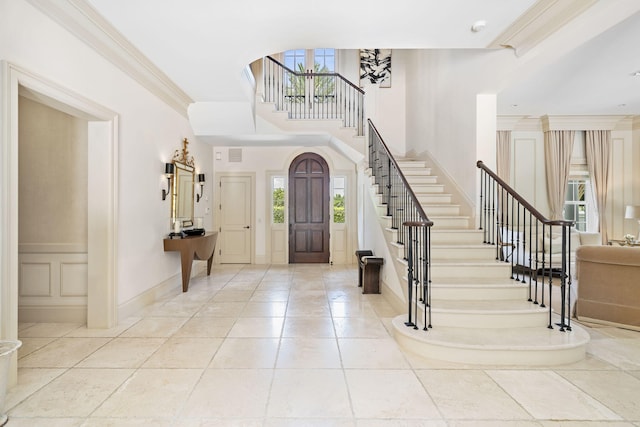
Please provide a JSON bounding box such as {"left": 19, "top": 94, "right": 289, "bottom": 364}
{"left": 228, "top": 148, "right": 242, "bottom": 162}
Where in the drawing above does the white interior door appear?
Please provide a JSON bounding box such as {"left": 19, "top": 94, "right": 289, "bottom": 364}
{"left": 218, "top": 175, "right": 252, "bottom": 263}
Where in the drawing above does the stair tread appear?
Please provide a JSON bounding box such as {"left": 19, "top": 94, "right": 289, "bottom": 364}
{"left": 431, "top": 277, "right": 522, "bottom": 285}
{"left": 393, "top": 316, "right": 590, "bottom": 351}
{"left": 432, "top": 259, "right": 506, "bottom": 266}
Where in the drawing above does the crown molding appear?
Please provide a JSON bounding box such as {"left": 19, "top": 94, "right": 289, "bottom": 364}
{"left": 496, "top": 116, "right": 524, "bottom": 131}
{"left": 488, "top": 0, "right": 597, "bottom": 56}
{"left": 541, "top": 115, "right": 630, "bottom": 131}
{"left": 612, "top": 116, "right": 634, "bottom": 132}
{"left": 499, "top": 115, "right": 638, "bottom": 132}
{"left": 25, "top": 0, "right": 193, "bottom": 117}
{"left": 497, "top": 116, "right": 543, "bottom": 132}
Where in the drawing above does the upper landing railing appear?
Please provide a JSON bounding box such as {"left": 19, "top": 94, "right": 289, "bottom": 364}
{"left": 263, "top": 56, "right": 365, "bottom": 136}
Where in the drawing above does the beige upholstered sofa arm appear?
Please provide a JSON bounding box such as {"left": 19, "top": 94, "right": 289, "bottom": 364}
{"left": 575, "top": 245, "right": 640, "bottom": 329}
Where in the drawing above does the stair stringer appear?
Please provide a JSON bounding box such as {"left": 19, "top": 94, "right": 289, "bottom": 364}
{"left": 255, "top": 99, "right": 365, "bottom": 164}
{"left": 360, "top": 169, "right": 406, "bottom": 305}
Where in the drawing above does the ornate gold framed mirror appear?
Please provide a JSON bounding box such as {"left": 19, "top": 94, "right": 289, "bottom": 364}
{"left": 170, "top": 138, "right": 196, "bottom": 227}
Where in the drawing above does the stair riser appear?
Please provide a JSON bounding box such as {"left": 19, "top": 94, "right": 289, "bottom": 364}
{"left": 431, "top": 218, "right": 471, "bottom": 229}
{"left": 417, "top": 195, "right": 452, "bottom": 204}
{"left": 431, "top": 231, "right": 484, "bottom": 244}
{"left": 406, "top": 176, "right": 438, "bottom": 184}
{"left": 431, "top": 247, "right": 497, "bottom": 261}
{"left": 412, "top": 185, "right": 445, "bottom": 194}
{"left": 431, "top": 264, "right": 511, "bottom": 279}
{"left": 397, "top": 161, "right": 428, "bottom": 169}
{"left": 393, "top": 326, "right": 587, "bottom": 366}
{"left": 375, "top": 205, "right": 389, "bottom": 217}
{"left": 422, "top": 205, "right": 460, "bottom": 215}
{"left": 430, "top": 310, "right": 548, "bottom": 328}
{"left": 393, "top": 246, "right": 496, "bottom": 262}
{"left": 381, "top": 218, "right": 393, "bottom": 229}
{"left": 400, "top": 168, "right": 432, "bottom": 176}
{"left": 431, "top": 286, "right": 529, "bottom": 301}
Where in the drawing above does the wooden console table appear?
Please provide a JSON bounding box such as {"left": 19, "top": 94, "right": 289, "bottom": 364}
{"left": 163, "top": 232, "right": 218, "bottom": 292}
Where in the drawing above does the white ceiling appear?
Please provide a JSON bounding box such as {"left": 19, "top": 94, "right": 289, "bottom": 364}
{"left": 86, "top": 0, "right": 640, "bottom": 117}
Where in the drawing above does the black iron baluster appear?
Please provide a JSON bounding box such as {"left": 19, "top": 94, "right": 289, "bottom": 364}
{"left": 405, "top": 225, "right": 415, "bottom": 328}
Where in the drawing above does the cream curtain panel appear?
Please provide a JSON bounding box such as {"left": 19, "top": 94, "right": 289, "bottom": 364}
{"left": 544, "top": 130, "right": 575, "bottom": 220}
{"left": 586, "top": 130, "right": 611, "bottom": 244}
{"left": 496, "top": 131, "right": 511, "bottom": 184}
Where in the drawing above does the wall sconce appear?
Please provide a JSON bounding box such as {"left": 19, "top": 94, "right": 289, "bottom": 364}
{"left": 625, "top": 205, "right": 640, "bottom": 240}
{"left": 196, "top": 173, "right": 205, "bottom": 202}
{"left": 162, "top": 163, "right": 174, "bottom": 201}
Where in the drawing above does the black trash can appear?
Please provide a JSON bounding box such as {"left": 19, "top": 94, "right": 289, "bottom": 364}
{"left": 361, "top": 256, "right": 383, "bottom": 294}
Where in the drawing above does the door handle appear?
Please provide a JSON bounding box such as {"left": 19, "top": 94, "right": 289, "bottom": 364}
{"left": 244, "top": 226, "right": 250, "bottom": 229}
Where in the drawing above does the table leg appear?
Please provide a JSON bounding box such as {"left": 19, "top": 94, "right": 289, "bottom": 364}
{"left": 180, "top": 251, "right": 193, "bottom": 292}
{"left": 207, "top": 255, "right": 213, "bottom": 276}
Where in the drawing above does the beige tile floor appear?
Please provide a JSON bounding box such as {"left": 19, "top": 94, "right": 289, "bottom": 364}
{"left": 6, "top": 263, "right": 640, "bottom": 426}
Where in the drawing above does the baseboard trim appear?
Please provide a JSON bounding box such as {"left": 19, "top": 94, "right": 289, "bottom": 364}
{"left": 380, "top": 278, "right": 406, "bottom": 315}
{"left": 19, "top": 306, "right": 87, "bottom": 323}
{"left": 117, "top": 265, "right": 205, "bottom": 322}
{"left": 575, "top": 316, "right": 640, "bottom": 332}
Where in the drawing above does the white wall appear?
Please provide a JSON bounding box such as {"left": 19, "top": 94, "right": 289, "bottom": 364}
{"left": 211, "top": 145, "right": 356, "bottom": 264}
{"left": 0, "top": 0, "right": 213, "bottom": 307}
{"left": 404, "top": 49, "right": 517, "bottom": 204}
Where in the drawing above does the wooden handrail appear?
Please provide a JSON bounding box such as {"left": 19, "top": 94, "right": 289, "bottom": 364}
{"left": 477, "top": 159, "right": 576, "bottom": 331}
{"left": 476, "top": 160, "right": 573, "bottom": 227}
{"left": 266, "top": 56, "right": 364, "bottom": 94}
{"left": 369, "top": 119, "right": 433, "bottom": 227}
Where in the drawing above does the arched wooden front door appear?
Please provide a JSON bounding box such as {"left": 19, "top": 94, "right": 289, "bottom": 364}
{"left": 288, "top": 153, "right": 330, "bottom": 263}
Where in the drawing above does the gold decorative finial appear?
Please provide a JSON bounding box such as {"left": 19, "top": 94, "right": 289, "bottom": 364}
{"left": 172, "top": 137, "right": 195, "bottom": 166}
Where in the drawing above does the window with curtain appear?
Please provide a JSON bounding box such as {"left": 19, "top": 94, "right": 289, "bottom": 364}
{"left": 564, "top": 179, "right": 590, "bottom": 231}
{"left": 562, "top": 132, "right": 597, "bottom": 232}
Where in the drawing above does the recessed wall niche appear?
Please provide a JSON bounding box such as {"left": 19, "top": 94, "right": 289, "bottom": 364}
{"left": 18, "top": 95, "right": 89, "bottom": 322}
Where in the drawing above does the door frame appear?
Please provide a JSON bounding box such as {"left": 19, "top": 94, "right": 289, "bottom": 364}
{"left": 214, "top": 172, "right": 255, "bottom": 264}
{"left": 1, "top": 62, "right": 119, "bottom": 384}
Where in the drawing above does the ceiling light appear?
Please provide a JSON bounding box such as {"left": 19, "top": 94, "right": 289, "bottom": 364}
{"left": 471, "top": 20, "right": 486, "bottom": 33}
{"left": 632, "top": 71, "right": 640, "bottom": 77}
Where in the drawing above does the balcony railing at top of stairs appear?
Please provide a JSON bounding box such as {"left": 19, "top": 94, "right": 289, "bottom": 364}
{"left": 477, "top": 160, "right": 575, "bottom": 332}
{"left": 263, "top": 56, "right": 365, "bottom": 136}
{"left": 368, "top": 119, "right": 433, "bottom": 331}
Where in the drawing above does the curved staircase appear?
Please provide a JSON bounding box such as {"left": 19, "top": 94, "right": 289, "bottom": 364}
{"left": 369, "top": 159, "right": 590, "bottom": 366}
